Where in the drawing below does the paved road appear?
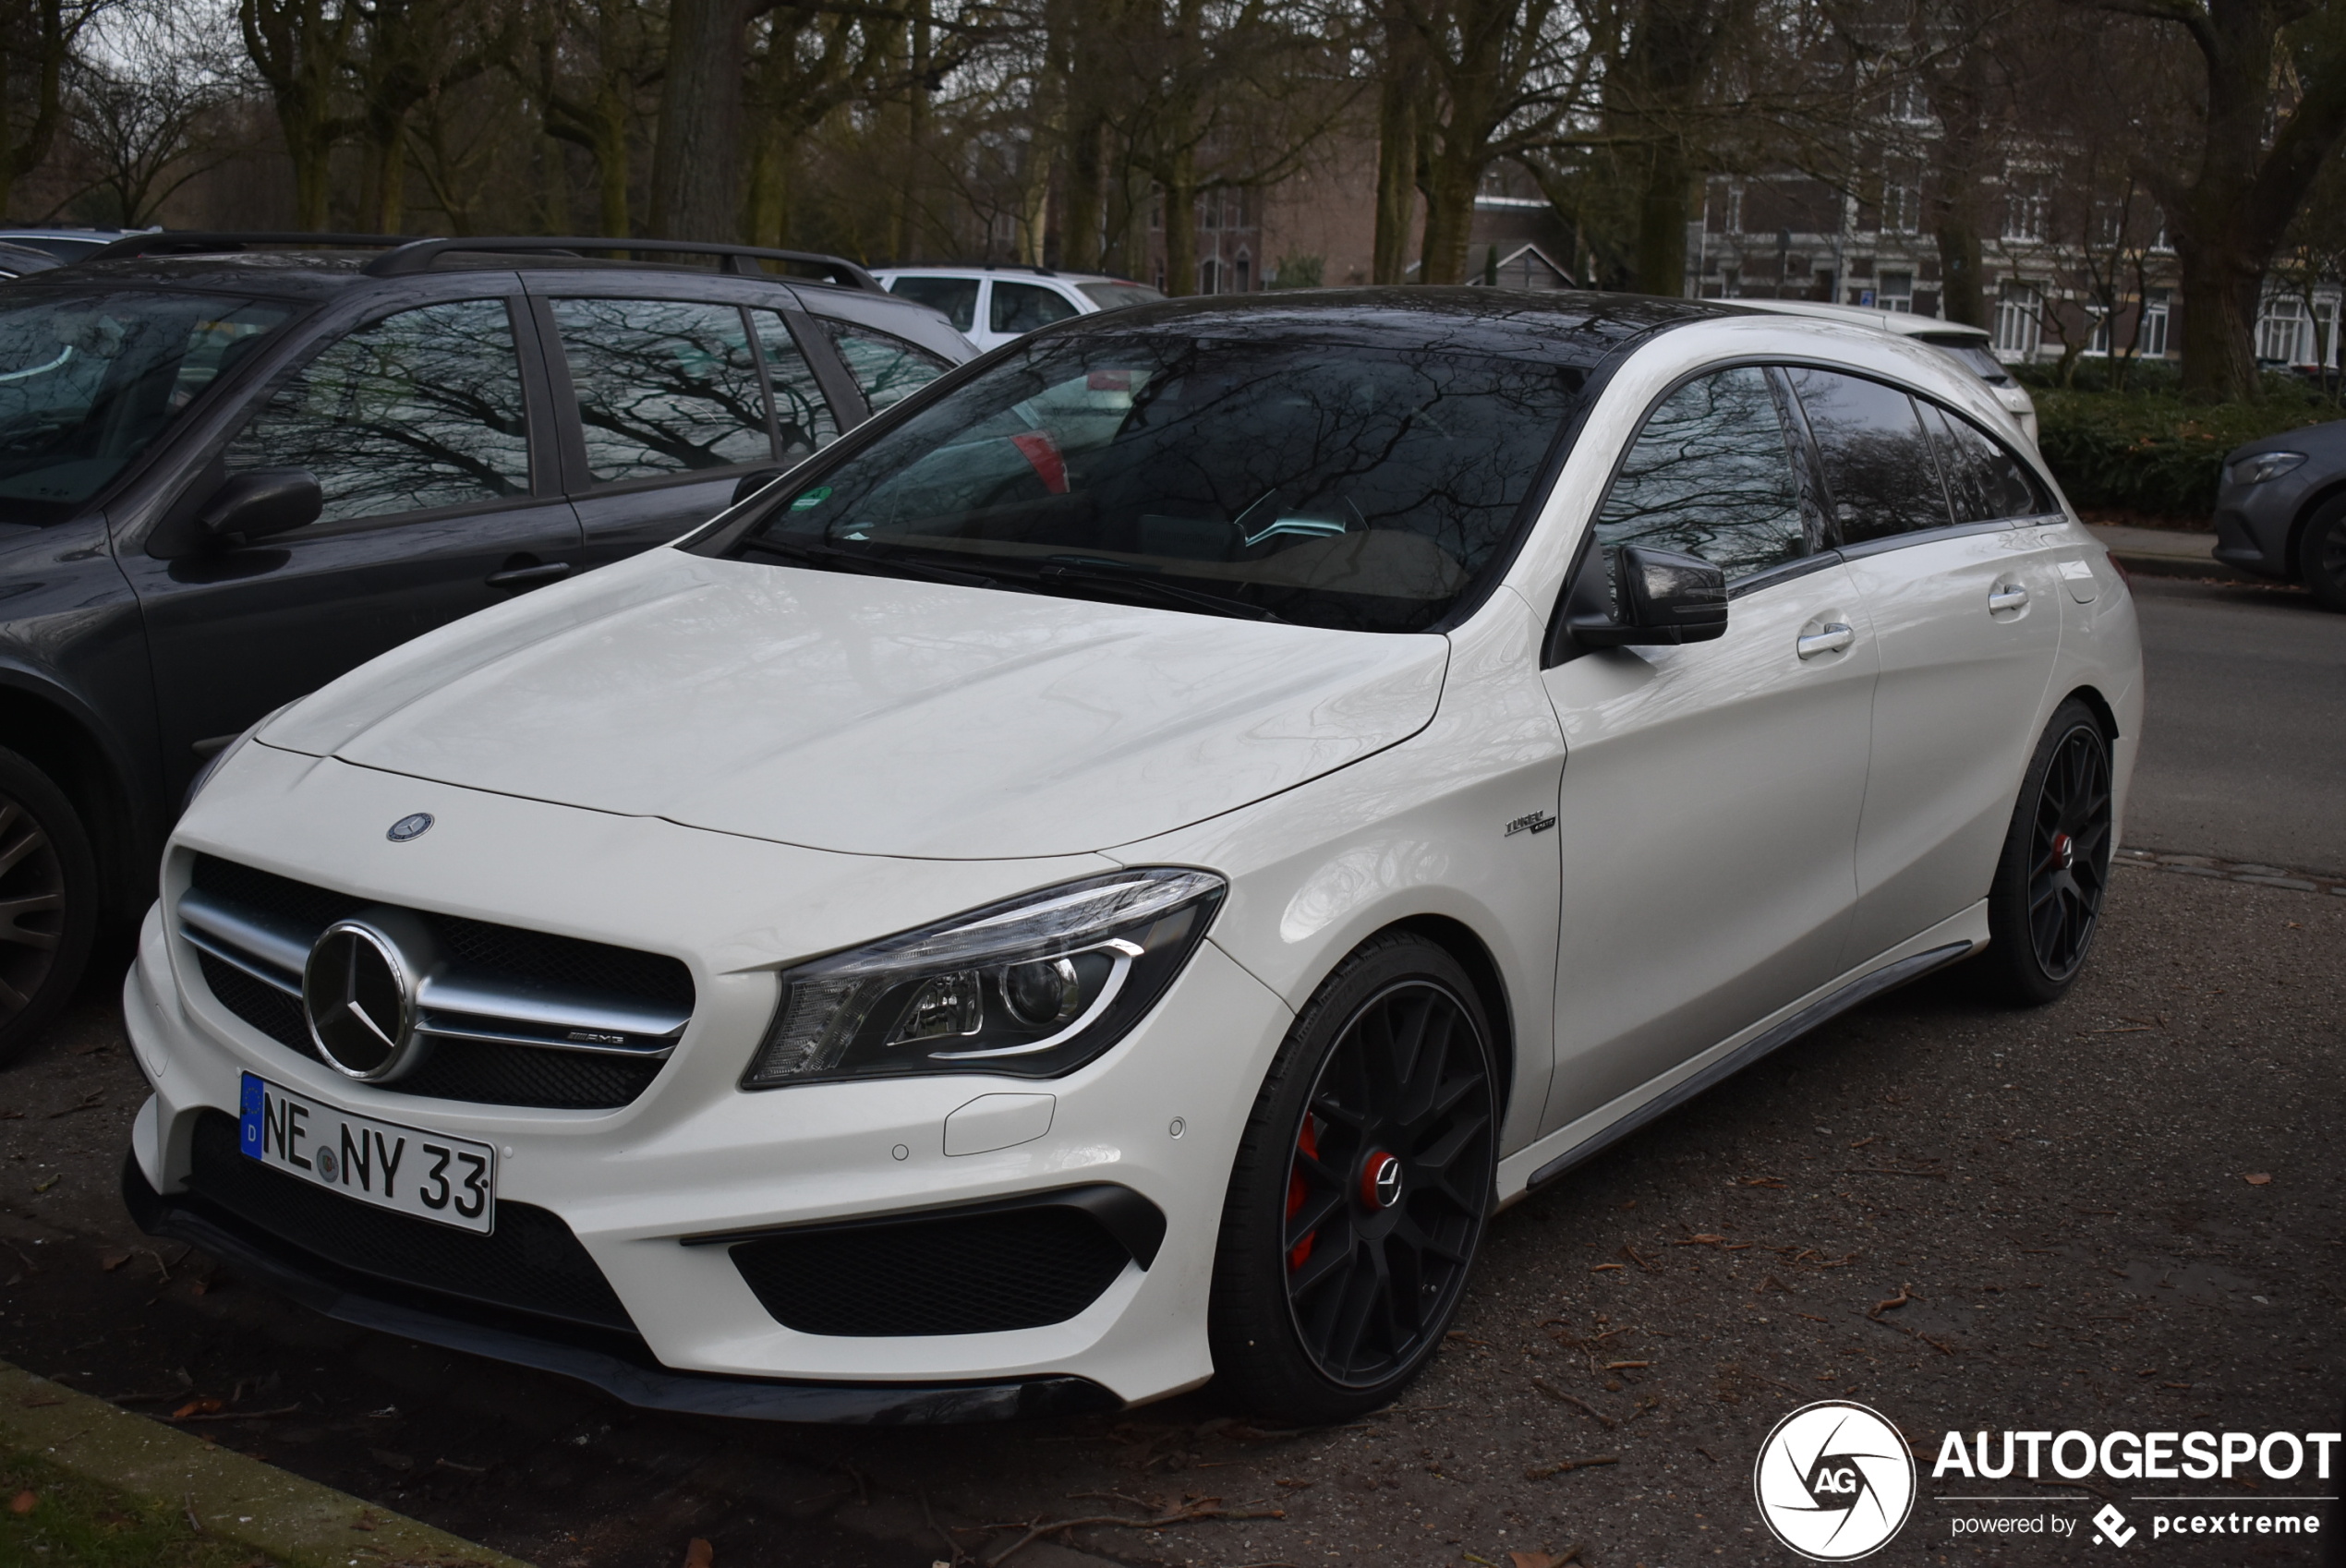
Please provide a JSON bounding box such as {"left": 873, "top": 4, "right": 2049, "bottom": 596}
{"left": 4, "top": 864, "right": 2340, "bottom": 1568}
{"left": 2124, "top": 576, "right": 2346, "bottom": 874}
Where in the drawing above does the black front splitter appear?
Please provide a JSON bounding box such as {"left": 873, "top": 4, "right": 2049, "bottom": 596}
{"left": 123, "top": 1156, "right": 1122, "bottom": 1425}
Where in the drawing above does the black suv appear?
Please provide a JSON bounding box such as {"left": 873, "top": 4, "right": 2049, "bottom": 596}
{"left": 0, "top": 234, "right": 973, "bottom": 1062}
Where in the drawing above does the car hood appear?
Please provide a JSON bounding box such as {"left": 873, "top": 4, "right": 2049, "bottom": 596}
{"left": 260, "top": 548, "right": 1449, "bottom": 860}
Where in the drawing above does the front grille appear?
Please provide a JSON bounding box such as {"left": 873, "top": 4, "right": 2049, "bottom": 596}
{"left": 186, "top": 1110, "right": 635, "bottom": 1333}
{"left": 180, "top": 854, "right": 692, "bottom": 1111}
{"left": 731, "top": 1205, "right": 1133, "bottom": 1336}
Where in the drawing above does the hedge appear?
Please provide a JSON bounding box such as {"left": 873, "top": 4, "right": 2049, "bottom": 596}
{"left": 2031, "top": 383, "right": 2343, "bottom": 522}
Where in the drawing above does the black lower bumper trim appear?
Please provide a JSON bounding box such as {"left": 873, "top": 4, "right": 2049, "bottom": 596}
{"left": 123, "top": 1154, "right": 1121, "bottom": 1424}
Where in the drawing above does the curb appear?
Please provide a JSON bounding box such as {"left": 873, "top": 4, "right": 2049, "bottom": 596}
{"left": 2116, "top": 847, "right": 2346, "bottom": 896}
{"left": 2106, "top": 549, "right": 2254, "bottom": 583}
{"left": 0, "top": 1358, "right": 533, "bottom": 1567}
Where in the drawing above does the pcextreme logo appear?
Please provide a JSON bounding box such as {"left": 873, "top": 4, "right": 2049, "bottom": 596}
{"left": 1753, "top": 1401, "right": 1918, "bottom": 1561}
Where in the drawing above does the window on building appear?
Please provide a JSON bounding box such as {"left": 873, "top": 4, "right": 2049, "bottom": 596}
{"left": 1234, "top": 249, "right": 1252, "bottom": 293}
{"left": 1150, "top": 187, "right": 1164, "bottom": 231}
{"left": 1877, "top": 271, "right": 1914, "bottom": 312}
{"left": 2002, "top": 176, "right": 2049, "bottom": 243}
{"left": 1890, "top": 81, "right": 1929, "bottom": 123}
{"left": 2256, "top": 296, "right": 2306, "bottom": 365}
{"left": 2086, "top": 307, "right": 2110, "bottom": 356}
{"left": 2139, "top": 290, "right": 2170, "bottom": 357}
{"left": 1881, "top": 159, "right": 1919, "bottom": 235}
{"left": 1723, "top": 184, "right": 1744, "bottom": 235}
{"left": 1198, "top": 256, "right": 1220, "bottom": 295}
{"left": 1993, "top": 283, "right": 2042, "bottom": 357}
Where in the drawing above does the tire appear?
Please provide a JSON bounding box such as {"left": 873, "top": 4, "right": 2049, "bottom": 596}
{"left": 0, "top": 746, "right": 100, "bottom": 1069}
{"left": 1207, "top": 932, "right": 1498, "bottom": 1424}
{"left": 2301, "top": 498, "right": 2346, "bottom": 612}
{"left": 1973, "top": 700, "right": 2113, "bottom": 1007}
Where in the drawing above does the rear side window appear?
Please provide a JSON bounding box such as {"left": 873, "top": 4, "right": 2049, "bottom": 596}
{"left": 887, "top": 276, "right": 977, "bottom": 332}
{"left": 227, "top": 298, "right": 529, "bottom": 524}
{"left": 1784, "top": 367, "right": 1950, "bottom": 543}
{"left": 1592, "top": 366, "right": 1812, "bottom": 581}
{"left": 1919, "top": 401, "right": 2050, "bottom": 522}
{"left": 550, "top": 298, "right": 770, "bottom": 484}
{"left": 748, "top": 310, "right": 839, "bottom": 459}
{"left": 991, "top": 281, "right": 1081, "bottom": 335}
{"left": 823, "top": 320, "right": 952, "bottom": 411}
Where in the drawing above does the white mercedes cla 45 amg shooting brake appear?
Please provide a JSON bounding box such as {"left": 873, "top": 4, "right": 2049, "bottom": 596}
{"left": 126, "top": 292, "right": 2142, "bottom": 1425}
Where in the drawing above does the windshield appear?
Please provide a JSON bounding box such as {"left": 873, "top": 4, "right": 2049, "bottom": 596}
{"left": 1921, "top": 338, "right": 2013, "bottom": 387}
{"left": 1077, "top": 281, "right": 1165, "bottom": 310}
{"left": 0, "top": 290, "right": 296, "bottom": 521}
{"left": 729, "top": 332, "right": 1587, "bottom": 632}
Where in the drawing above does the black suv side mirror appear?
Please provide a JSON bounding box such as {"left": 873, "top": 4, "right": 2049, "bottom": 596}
{"left": 199, "top": 468, "right": 322, "bottom": 546}
{"left": 1565, "top": 545, "right": 1729, "bottom": 649}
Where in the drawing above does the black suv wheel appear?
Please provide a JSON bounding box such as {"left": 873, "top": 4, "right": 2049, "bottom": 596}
{"left": 0, "top": 746, "right": 99, "bottom": 1067}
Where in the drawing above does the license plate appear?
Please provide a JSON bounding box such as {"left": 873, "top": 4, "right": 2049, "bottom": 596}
{"left": 238, "top": 1073, "right": 495, "bottom": 1234}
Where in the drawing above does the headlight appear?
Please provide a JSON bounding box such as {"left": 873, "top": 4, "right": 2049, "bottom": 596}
{"left": 181, "top": 704, "right": 290, "bottom": 813}
{"left": 742, "top": 868, "right": 1226, "bottom": 1089}
{"left": 2231, "top": 451, "right": 2305, "bottom": 486}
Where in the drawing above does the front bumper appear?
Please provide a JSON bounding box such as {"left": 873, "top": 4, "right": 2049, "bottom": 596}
{"left": 129, "top": 753, "right": 1296, "bottom": 1416}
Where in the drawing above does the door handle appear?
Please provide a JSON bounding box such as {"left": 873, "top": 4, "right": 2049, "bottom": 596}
{"left": 485, "top": 561, "right": 572, "bottom": 589}
{"left": 1989, "top": 582, "right": 2029, "bottom": 612}
{"left": 1796, "top": 623, "right": 1855, "bottom": 659}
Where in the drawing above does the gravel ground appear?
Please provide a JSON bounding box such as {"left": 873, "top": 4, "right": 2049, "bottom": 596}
{"left": 2, "top": 862, "right": 2340, "bottom": 1568}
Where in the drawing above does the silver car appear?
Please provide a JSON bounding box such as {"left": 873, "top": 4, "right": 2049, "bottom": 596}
{"left": 2213, "top": 423, "right": 2346, "bottom": 610}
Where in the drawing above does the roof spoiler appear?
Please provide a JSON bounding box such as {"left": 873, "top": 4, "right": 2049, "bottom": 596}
{"left": 75, "top": 233, "right": 885, "bottom": 294}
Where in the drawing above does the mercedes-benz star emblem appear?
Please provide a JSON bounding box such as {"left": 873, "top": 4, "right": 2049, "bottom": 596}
{"left": 1361, "top": 1152, "right": 1404, "bottom": 1210}
{"left": 303, "top": 920, "right": 418, "bottom": 1080}
{"left": 387, "top": 812, "right": 434, "bottom": 842}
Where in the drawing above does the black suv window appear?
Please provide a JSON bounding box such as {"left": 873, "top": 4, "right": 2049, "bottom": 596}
{"left": 1919, "top": 401, "right": 2051, "bottom": 522}
{"left": 1592, "top": 366, "right": 1811, "bottom": 581}
{"left": 991, "top": 281, "right": 1081, "bottom": 335}
{"left": 226, "top": 297, "right": 529, "bottom": 525}
{"left": 550, "top": 298, "right": 773, "bottom": 484}
{"left": 1784, "top": 367, "right": 1950, "bottom": 543}
{"left": 823, "top": 320, "right": 952, "bottom": 411}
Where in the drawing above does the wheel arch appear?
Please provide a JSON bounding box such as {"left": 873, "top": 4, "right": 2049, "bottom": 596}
{"left": 2058, "top": 682, "right": 2121, "bottom": 745}
{"left": 0, "top": 674, "right": 150, "bottom": 920}
{"left": 1381, "top": 912, "right": 1517, "bottom": 1123}
{"left": 2286, "top": 481, "right": 2346, "bottom": 581}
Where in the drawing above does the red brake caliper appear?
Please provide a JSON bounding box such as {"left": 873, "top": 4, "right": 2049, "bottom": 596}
{"left": 1285, "top": 1121, "right": 1320, "bottom": 1271}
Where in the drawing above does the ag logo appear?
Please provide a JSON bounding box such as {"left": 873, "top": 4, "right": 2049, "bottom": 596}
{"left": 1753, "top": 1400, "right": 1916, "bottom": 1561}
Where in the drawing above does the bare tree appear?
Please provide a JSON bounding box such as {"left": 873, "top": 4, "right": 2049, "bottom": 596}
{"left": 59, "top": 0, "right": 246, "bottom": 225}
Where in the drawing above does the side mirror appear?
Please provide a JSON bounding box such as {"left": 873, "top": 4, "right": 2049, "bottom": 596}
{"left": 732, "top": 467, "right": 786, "bottom": 508}
{"left": 1566, "top": 545, "right": 1729, "bottom": 649}
{"left": 199, "top": 468, "right": 321, "bottom": 546}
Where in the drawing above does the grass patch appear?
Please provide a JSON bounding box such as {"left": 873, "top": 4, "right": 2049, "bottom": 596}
{"left": 0, "top": 1443, "right": 284, "bottom": 1568}
{"left": 2033, "top": 383, "right": 2342, "bottom": 521}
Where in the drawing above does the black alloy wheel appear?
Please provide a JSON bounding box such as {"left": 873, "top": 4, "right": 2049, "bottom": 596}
{"left": 1210, "top": 934, "right": 1497, "bottom": 1422}
{"left": 0, "top": 746, "right": 98, "bottom": 1067}
{"left": 2303, "top": 501, "right": 2346, "bottom": 612}
{"left": 1977, "top": 700, "right": 2112, "bottom": 1007}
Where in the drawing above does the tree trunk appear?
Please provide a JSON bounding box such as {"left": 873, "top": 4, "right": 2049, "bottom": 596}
{"left": 357, "top": 112, "right": 407, "bottom": 232}
{"left": 650, "top": 0, "right": 749, "bottom": 241}
{"left": 2172, "top": 232, "right": 2265, "bottom": 402}
{"left": 1632, "top": 141, "right": 1689, "bottom": 296}
{"left": 1935, "top": 219, "right": 1985, "bottom": 328}
{"left": 1164, "top": 150, "right": 1198, "bottom": 295}
{"left": 1061, "top": 115, "right": 1106, "bottom": 272}
{"left": 0, "top": 0, "right": 67, "bottom": 221}
{"left": 1419, "top": 146, "right": 1478, "bottom": 285}
{"left": 1372, "top": 5, "right": 1421, "bottom": 284}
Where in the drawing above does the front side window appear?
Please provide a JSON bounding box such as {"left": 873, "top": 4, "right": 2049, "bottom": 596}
{"left": 1920, "top": 402, "right": 2051, "bottom": 522}
{"left": 1785, "top": 367, "right": 1950, "bottom": 543}
{"left": 990, "top": 282, "right": 1081, "bottom": 335}
{"left": 550, "top": 297, "right": 770, "bottom": 485}
{"left": 226, "top": 297, "right": 528, "bottom": 525}
{"left": 1591, "top": 366, "right": 1812, "bottom": 581}
{"left": 730, "top": 332, "right": 1585, "bottom": 633}
{"left": 0, "top": 290, "right": 294, "bottom": 522}
{"left": 823, "top": 320, "right": 952, "bottom": 411}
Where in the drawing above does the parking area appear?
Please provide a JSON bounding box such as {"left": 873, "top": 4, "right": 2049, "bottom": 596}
{"left": 4, "top": 575, "right": 2341, "bottom": 1568}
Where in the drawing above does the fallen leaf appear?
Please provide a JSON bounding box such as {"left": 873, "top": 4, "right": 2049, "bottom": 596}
{"left": 2243, "top": 1174, "right": 2272, "bottom": 1186}
{"left": 171, "top": 1398, "right": 224, "bottom": 1419}
{"left": 100, "top": 1253, "right": 131, "bottom": 1272}
{"left": 9, "top": 1490, "right": 34, "bottom": 1514}
{"left": 683, "top": 1538, "right": 714, "bottom": 1568}
{"left": 1508, "top": 1544, "right": 1585, "bottom": 1568}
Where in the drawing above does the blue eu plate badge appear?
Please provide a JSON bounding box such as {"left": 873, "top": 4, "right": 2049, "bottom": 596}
{"left": 239, "top": 1072, "right": 265, "bottom": 1153}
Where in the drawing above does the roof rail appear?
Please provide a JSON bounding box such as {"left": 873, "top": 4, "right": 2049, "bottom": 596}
{"left": 366, "top": 236, "right": 883, "bottom": 292}
{"left": 79, "top": 232, "right": 413, "bottom": 264}
{"left": 74, "top": 231, "right": 885, "bottom": 294}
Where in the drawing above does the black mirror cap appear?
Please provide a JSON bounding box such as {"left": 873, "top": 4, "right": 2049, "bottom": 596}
{"left": 199, "top": 468, "right": 321, "bottom": 546}
{"left": 732, "top": 467, "right": 787, "bottom": 508}
{"left": 1566, "top": 544, "right": 1728, "bottom": 648}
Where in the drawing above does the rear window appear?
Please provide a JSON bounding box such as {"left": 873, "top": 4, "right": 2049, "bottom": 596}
{"left": 1918, "top": 337, "right": 2013, "bottom": 387}
{"left": 887, "top": 276, "right": 977, "bottom": 333}
{"left": 728, "top": 332, "right": 1588, "bottom": 633}
{"left": 1078, "top": 281, "right": 1165, "bottom": 311}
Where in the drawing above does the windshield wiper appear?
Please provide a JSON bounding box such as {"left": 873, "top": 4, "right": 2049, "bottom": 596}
{"left": 1029, "top": 557, "right": 1288, "bottom": 624}
{"left": 739, "top": 535, "right": 1010, "bottom": 591}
